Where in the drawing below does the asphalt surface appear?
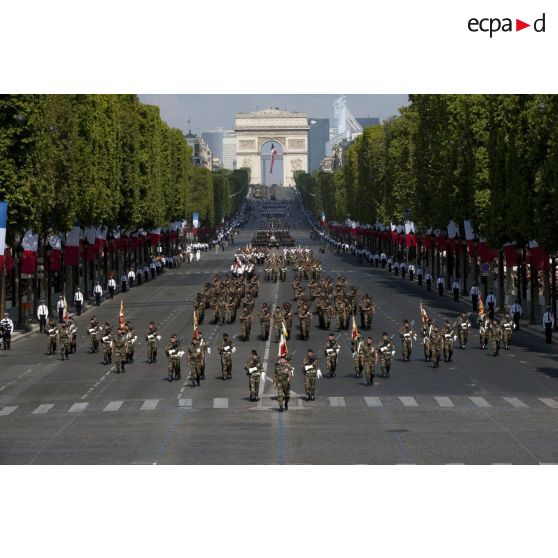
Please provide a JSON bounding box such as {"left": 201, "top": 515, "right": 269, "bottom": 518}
{"left": 1, "top": 189, "right": 558, "bottom": 464}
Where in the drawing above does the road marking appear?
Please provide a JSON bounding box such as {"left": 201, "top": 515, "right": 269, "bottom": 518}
{"left": 435, "top": 396, "right": 454, "bottom": 408}
{"left": 80, "top": 368, "right": 114, "bottom": 400}
{"left": 213, "top": 397, "right": 228, "bottom": 409}
{"left": 491, "top": 463, "right": 512, "bottom": 466}
{"left": 68, "top": 402, "right": 88, "bottom": 413}
{"left": 469, "top": 397, "right": 491, "bottom": 408}
{"left": 0, "top": 406, "right": 18, "bottom": 416}
{"left": 399, "top": 396, "right": 418, "bottom": 407}
{"left": 503, "top": 397, "right": 528, "bottom": 409}
{"left": 258, "top": 280, "right": 280, "bottom": 407}
{"left": 32, "top": 404, "right": 55, "bottom": 415}
{"left": 329, "top": 396, "right": 346, "bottom": 407}
{"left": 141, "top": 399, "right": 159, "bottom": 411}
{"left": 103, "top": 400, "right": 123, "bottom": 412}
{"left": 178, "top": 398, "right": 192, "bottom": 408}
{"left": 539, "top": 462, "right": 558, "bottom": 465}
{"left": 364, "top": 396, "right": 382, "bottom": 407}
{"left": 444, "top": 463, "right": 465, "bottom": 465}
{"left": 539, "top": 397, "right": 558, "bottom": 409}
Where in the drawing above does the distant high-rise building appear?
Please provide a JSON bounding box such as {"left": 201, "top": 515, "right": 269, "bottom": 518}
{"left": 308, "top": 118, "right": 330, "bottom": 173}
{"left": 202, "top": 129, "right": 225, "bottom": 164}
{"left": 222, "top": 130, "right": 236, "bottom": 170}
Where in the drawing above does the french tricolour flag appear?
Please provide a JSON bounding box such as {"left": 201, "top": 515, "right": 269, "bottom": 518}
{"left": 21, "top": 229, "right": 39, "bottom": 274}
{"left": 270, "top": 144, "right": 278, "bottom": 174}
{"left": 0, "top": 202, "right": 7, "bottom": 270}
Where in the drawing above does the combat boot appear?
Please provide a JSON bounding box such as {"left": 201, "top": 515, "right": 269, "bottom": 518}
{"left": 279, "top": 405, "right": 283, "bottom": 412}
{"left": 284, "top": 399, "right": 289, "bottom": 410}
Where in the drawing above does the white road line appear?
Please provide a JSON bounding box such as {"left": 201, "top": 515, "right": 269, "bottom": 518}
{"left": 539, "top": 462, "right": 558, "bottom": 465}
{"left": 213, "top": 397, "right": 228, "bottom": 409}
{"left": 178, "top": 398, "right": 192, "bottom": 408}
{"left": 32, "top": 404, "right": 55, "bottom": 415}
{"left": 444, "top": 463, "right": 465, "bottom": 465}
{"left": 0, "top": 406, "right": 18, "bottom": 416}
{"left": 491, "top": 463, "right": 512, "bottom": 465}
{"left": 469, "top": 396, "right": 491, "bottom": 408}
{"left": 539, "top": 397, "right": 558, "bottom": 409}
{"left": 103, "top": 400, "right": 123, "bottom": 412}
{"left": 503, "top": 397, "right": 528, "bottom": 409}
{"left": 329, "top": 396, "right": 346, "bottom": 407}
{"left": 258, "top": 281, "right": 280, "bottom": 407}
{"left": 141, "top": 399, "right": 159, "bottom": 411}
{"left": 435, "top": 396, "right": 455, "bottom": 408}
{"left": 364, "top": 396, "right": 382, "bottom": 407}
{"left": 399, "top": 396, "right": 418, "bottom": 407}
{"left": 68, "top": 402, "right": 88, "bottom": 413}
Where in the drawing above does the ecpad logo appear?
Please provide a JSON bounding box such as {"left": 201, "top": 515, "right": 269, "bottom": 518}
{"left": 468, "top": 13, "right": 546, "bottom": 37}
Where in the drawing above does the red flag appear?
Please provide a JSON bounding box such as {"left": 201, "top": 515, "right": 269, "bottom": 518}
{"left": 278, "top": 332, "right": 288, "bottom": 358}
{"left": 420, "top": 302, "right": 430, "bottom": 326}
{"left": 21, "top": 230, "right": 38, "bottom": 274}
{"left": 119, "top": 300, "right": 125, "bottom": 329}
{"left": 351, "top": 316, "right": 359, "bottom": 341}
{"left": 270, "top": 144, "right": 278, "bottom": 174}
{"left": 503, "top": 244, "right": 518, "bottom": 266}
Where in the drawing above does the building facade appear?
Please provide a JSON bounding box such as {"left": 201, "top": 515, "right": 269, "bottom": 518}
{"left": 202, "top": 129, "right": 224, "bottom": 164}
{"left": 308, "top": 117, "right": 330, "bottom": 174}
{"left": 222, "top": 130, "right": 236, "bottom": 170}
{"left": 185, "top": 130, "right": 213, "bottom": 170}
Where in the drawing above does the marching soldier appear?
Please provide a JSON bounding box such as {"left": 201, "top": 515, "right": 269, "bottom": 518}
{"left": 359, "top": 294, "right": 373, "bottom": 330}
{"left": 455, "top": 312, "right": 471, "bottom": 349}
{"left": 112, "top": 326, "right": 128, "bottom": 374}
{"left": 302, "top": 349, "right": 320, "bottom": 401}
{"left": 501, "top": 313, "right": 514, "bottom": 350}
{"left": 187, "top": 337, "right": 203, "bottom": 387}
{"left": 272, "top": 306, "right": 284, "bottom": 343}
{"left": 88, "top": 316, "right": 100, "bottom": 354}
{"left": 145, "top": 321, "right": 160, "bottom": 363}
{"left": 58, "top": 321, "right": 71, "bottom": 360}
{"left": 273, "top": 356, "right": 294, "bottom": 412}
{"left": 259, "top": 303, "right": 271, "bottom": 340}
{"left": 125, "top": 321, "right": 137, "bottom": 364}
{"left": 376, "top": 333, "right": 395, "bottom": 378}
{"left": 422, "top": 319, "right": 433, "bottom": 362}
{"left": 298, "top": 304, "right": 312, "bottom": 340}
{"left": 46, "top": 318, "right": 58, "bottom": 355}
{"left": 362, "top": 337, "right": 377, "bottom": 385}
{"left": 351, "top": 333, "right": 364, "bottom": 378}
{"left": 245, "top": 349, "right": 263, "bottom": 402}
{"left": 479, "top": 314, "right": 490, "bottom": 350}
{"left": 68, "top": 317, "right": 78, "bottom": 354}
{"left": 442, "top": 319, "right": 456, "bottom": 362}
{"left": 101, "top": 322, "right": 113, "bottom": 365}
{"left": 239, "top": 306, "right": 253, "bottom": 341}
{"left": 323, "top": 333, "right": 340, "bottom": 378}
{"left": 430, "top": 326, "right": 443, "bottom": 368}
{"left": 488, "top": 319, "right": 501, "bottom": 356}
{"left": 218, "top": 333, "right": 235, "bottom": 380}
{"left": 399, "top": 319, "right": 416, "bottom": 362}
{"left": 282, "top": 302, "right": 293, "bottom": 337}
{"left": 198, "top": 332, "right": 210, "bottom": 379}
{"left": 165, "top": 334, "right": 183, "bottom": 382}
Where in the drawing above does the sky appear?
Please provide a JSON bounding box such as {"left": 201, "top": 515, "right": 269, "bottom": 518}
{"left": 138, "top": 94, "right": 409, "bottom": 134}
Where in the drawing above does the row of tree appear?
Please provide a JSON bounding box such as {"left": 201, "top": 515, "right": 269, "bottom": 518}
{"left": 296, "top": 94, "right": 558, "bottom": 254}
{"left": 0, "top": 94, "right": 249, "bottom": 243}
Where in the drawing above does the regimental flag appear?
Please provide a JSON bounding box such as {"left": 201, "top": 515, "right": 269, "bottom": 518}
{"left": 478, "top": 296, "right": 485, "bottom": 317}
{"left": 420, "top": 302, "right": 430, "bottom": 326}
{"left": 278, "top": 332, "right": 288, "bottom": 358}
{"left": 119, "top": 300, "right": 125, "bottom": 329}
{"left": 270, "top": 144, "right": 278, "bottom": 174}
{"left": 351, "top": 315, "right": 359, "bottom": 341}
{"left": 193, "top": 310, "right": 199, "bottom": 339}
{"left": 63, "top": 296, "right": 69, "bottom": 321}
{"left": 0, "top": 201, "right": 7, "bottom": 271}
{"left": 281, "top": 320, "right": 289, "bottom": 340}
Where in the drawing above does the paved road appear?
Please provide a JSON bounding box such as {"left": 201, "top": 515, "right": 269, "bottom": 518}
{"left": 1, "top": 190, "right": 558, "bottom": 464}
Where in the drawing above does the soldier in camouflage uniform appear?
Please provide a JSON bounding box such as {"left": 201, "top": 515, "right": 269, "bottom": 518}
{"left": 239, "top": 306, "right": 253, "bottom": 341}
{"left": 259, "top": 303, "right": 271, "bottom": 340}
{"left": 298, "top": 304, "right": 312, "bottom": 340}
{"left": 145, "top": 321, "right": 160, "bottom": 363}
{"left": 46, "top": 318, "right": 58, "bottom": 355}
{"left": 273, "top": 356, "right": 294, "bottom": 411}
{"left": 422, "top": 319, "right": 433, "bottom": 362}
{"left": 68, "top": 317, "right": 78, "bottom": 354}
{"left": 125, "top": 321, "right": 136, "bottom": 364}
{"left": 165, "top": 334, "right": 182, "bottom": 382}
{"left": 58, "top": 322, "right": 71, "bottom": 360}
{"left": 359, "top": 294, "right": 374, "bottom": 330}
{"left": 455, "top": 312, "right": 471, "bottom": 349}
{"left": 376, "top": 333, "right": 395, "bottom": 378}
{"left": 218, "top": 333, "right": 235, "bottom": 380}
{"left": 282, "top": 302, "right": 293, "bottom": 337}
{"left": 500, "top": 313, "right": 514, "bottom": 350}
{"left": 399, "top": 319, "right": 416, "bottom": 362}
{"left": 245, "top": 349, "right": 263, "bottom": 402}
{"left": 430, "top": 326, "right": 443, "bottom": 368}
{"left": 362, "top": 337, "right": 377, "bottom": 385}
{"left": 442, "top": 320, "right": 456, "bottom": 362}
{"left": 488, "top": 319, "right": 501, "bottom": 356}
{"left": 198, "top": 332, "right": 210, "bottom": 379}
{"left": 323, "top": 333, "right": 340, "bottom": 378}
{"left": 302, "top": 349, "right": 320, "bottom": 401}
{"left": 351, "top": 333, "right": 364, "bottom": 378}
{"left": 187, "top": 337, "right": 203, "bottom": 387}
{"left": 101, "top": 322, "right": 113, "bottom": 365}
{"left": 271, "top": 307, "right": 284, "bottom": 343}
{"left": 112, "top": 327, "right": 128, "bottom": 374}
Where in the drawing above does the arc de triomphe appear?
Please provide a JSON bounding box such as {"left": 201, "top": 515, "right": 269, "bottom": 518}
{"left": 234, "top": 109, "right": 308, "bottom": 186}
